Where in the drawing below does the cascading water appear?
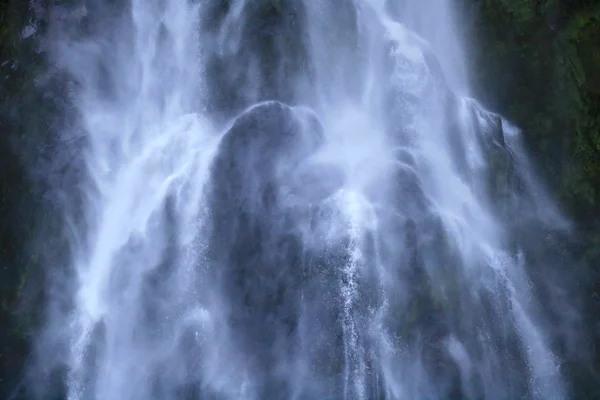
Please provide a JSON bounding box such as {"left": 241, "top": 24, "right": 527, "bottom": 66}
{"left": 24, "top": 0, "right": 591, "bottom": 399}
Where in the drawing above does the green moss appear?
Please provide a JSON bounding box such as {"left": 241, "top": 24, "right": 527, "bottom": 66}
{"left": 467, "top": 0, "right": 600, "bottom": 226}
{"left": 498, "top": 0, "right": 536, "bottom": 24}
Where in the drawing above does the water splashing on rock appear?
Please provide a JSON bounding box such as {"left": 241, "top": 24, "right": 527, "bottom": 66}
{"left": 26, "top": 1, "right": 589, "bottom": 399}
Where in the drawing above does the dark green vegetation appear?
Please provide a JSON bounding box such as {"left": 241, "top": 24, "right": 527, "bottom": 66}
{"left": 0, "top": 2, "right": 75, "bottom": 398}
{"left": 464, "top": 0, "right": 600, "bottom": 225}
{"left": 462, "top": 0, "right": 600, "bottom": 396}
{"left": 1, "top": 1, "right": 43, "bottom": 397}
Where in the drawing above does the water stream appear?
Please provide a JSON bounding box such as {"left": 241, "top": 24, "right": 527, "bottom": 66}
{"left": 27, "top": 0, "right": 588, "bottom": 399}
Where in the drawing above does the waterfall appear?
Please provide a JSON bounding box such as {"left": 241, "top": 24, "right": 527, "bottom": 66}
{"left": 24, "top": 0, "right": 588, "bottom": 399}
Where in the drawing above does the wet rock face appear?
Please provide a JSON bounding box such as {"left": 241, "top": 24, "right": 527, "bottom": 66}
{"left": 206, "top": 101, "right": 326, "bottom": 389}
{"left": 201, "top": 0, "right": 313, "bottom": 119}
{"left": 210, "top": 101, "right": 325, "bottom": 213}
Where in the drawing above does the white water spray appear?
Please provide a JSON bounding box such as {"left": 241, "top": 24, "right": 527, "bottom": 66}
{"left": 30, "top": 0, "right": 585, "bottom": 399}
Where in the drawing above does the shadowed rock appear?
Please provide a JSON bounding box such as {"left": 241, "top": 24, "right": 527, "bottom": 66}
{"left": 206, "top": 101, "right": 330, "bottom": 394}
{"left": 201, "top": 1, "right": 313, "bottom": 120}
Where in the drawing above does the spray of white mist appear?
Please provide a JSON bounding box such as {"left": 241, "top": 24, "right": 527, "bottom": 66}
{"left": 28, "top": 0, "right": 587, "bottom": 399}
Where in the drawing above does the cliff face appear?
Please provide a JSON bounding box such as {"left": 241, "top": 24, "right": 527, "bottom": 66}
{"left": 463, "top": 0, "right": 600, "bottom": 390}
{"left": 1, "top": 2, "right": 39, "bottom": 397}
{"left": 463, "top": 0, "right": 600, "bottom": 223}
{"left": 0, "top": 2, "right": 71, "bottom": 397}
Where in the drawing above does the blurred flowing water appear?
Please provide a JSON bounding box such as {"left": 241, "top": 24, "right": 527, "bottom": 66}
{"left": 26, "top": 0, "right": 591, "bottom": 399}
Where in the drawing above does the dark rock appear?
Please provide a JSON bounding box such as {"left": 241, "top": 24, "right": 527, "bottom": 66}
{"left": 206, "top": 101, "right": 327, "bottom": 389}
{"left": 201, "top": 0, "right": 313, "bottom": 120}
{"left": 209, "top": 101, "right": 325, "bottom": 215}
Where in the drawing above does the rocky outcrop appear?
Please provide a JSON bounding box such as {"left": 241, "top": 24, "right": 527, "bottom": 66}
{"left": 206, "top": 101, "right": 340, "bottom": 396}
{"left": 463, "top": 0, "right": 600, "bottom": 224}
{"left": 463, "top": 0, "right": 600, "bottom": 396}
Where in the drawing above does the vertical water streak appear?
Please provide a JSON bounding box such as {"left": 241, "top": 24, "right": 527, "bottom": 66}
{"left": 25, "top": 0, "right": 589, "bottom": 399}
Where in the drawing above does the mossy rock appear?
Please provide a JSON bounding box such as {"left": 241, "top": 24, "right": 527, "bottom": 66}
{"left": 466, "top": 0, "right": 600, "bottom": 224}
